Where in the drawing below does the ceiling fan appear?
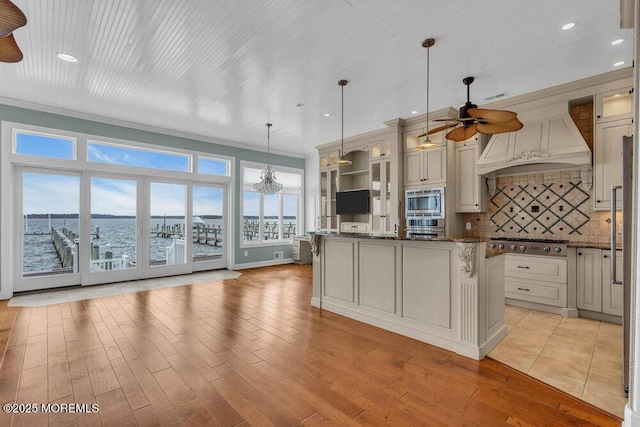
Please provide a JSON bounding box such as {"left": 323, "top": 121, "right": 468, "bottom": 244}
{"left": 426, "top": 76, "right": 523, "bottom": 142}
{"left": 0, "top": 0, "right": 27, "bottom": 63}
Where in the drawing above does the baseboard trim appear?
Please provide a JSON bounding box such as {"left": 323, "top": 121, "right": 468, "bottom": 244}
{"left": 231, "top": 258, "right": 294, "bottom": 270}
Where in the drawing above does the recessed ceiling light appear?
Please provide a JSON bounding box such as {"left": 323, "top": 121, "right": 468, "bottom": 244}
{"left": 296, "top": 103, "right": 304, "bottom": 107}
{"left": 561, "top": 22, "right": 575, "bottom": 30}
{"left": 56, "top": 52, "right": 78, "bottom": 63}
{"left": 411, "top": 110, "right": 418, "bottom": 114}
{"left": 324, "top": 113, "right": 331, "bottom": 117}
{"left": 611, "top": 39, "right": 624, "bottom": 46}
{"left": 614, "top": 61, "right": 625, "bottom": 67}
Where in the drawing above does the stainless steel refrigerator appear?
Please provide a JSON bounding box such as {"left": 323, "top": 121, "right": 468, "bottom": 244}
{"left": 611, "top": 135, "right": 633, "bottom": 395}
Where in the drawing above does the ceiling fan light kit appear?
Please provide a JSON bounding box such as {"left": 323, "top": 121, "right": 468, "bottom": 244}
{"left": 0, "top": 0, "right": 27, "bottom": 63}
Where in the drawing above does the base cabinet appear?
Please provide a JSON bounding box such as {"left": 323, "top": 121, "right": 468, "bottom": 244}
{"left": 504, "top": 254, "right": 567, "bottom": 308}
{"left": 576, "top": 248, "right": 623, "bottom": 317}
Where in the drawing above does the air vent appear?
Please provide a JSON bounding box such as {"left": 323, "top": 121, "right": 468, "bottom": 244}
{"left": 274, "top": 251, "right": 284, "bottom": 260}
{"left": 484, "top": 92, "right": 508, "bottom": 101}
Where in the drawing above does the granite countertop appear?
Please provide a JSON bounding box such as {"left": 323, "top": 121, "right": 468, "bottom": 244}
{"left": 311, "top": 232, "right": 484, "bottom": 244}
{"left": 568, "top": 241, "right": 622, "bottom": 250}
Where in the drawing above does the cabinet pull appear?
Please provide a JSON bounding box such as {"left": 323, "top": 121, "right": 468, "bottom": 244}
{"left": 517, "top": 266, "right": 530, "bottom": 269}
{"left": 596, "top": 200, "right": 601, "bottom": 203}
{"left": 604, "top": 255, "right": 609, "bottom": 258}
{"left": 517, "top": 287, "right": 530, "bottom": 291}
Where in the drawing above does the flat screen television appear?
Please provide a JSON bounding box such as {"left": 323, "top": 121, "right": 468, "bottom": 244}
{"left": 336, "top": 190, "right": 370, "bottom": 215}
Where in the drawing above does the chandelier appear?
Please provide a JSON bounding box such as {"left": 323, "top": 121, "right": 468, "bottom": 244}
{"left": 254, "top": 123, "right": 283, "bottom": 194}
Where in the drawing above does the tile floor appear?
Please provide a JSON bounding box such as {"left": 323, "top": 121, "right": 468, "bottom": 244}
{"left": 8, "top": 269, "right": 241, "bottom": 307}
{"left": 489, "top": 305, "right": 626, "bottom": 418}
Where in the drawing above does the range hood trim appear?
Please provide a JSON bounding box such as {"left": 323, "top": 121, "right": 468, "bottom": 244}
{"left": 476, "top": 111, "right": 592, "bottom": 176}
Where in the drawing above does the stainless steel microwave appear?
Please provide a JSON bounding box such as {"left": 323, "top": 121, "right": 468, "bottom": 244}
{"left": 405, "top": 187, "right": 445, "bottom": 218}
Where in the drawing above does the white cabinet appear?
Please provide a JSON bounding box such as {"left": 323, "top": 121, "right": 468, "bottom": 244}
{"left": 370, "top": 140, "right": 391, "bottom": 159}
{"left": 593, "top": 118, "right": 631, "bottom": 210}
{"left": 370, "top": 158, "right": 392, "bottom": 234}
{"left": 404, "top": 147, "right": 447, "bottom": 187}
{"left": 504, "top": 254, "right": 567, "bottom": 307}
{"left": 602, "top": 250, "right": 623, "bottom": 316}
{"left": 575, "top": 248, "right": 623, "bottom": 317}
{"left": 454, "top": 137, "right": 487, "bottom": 213}
{"left": 319, "top": 168, "right": 338, "bottom": 232}
{"left": 595, "top": 87, "right": 633, "bottom": 124}
{"left": 319, "top": 150, "right": 340, "bottom": 169}
{"left": 576, "top": 248, "right": 602, "bottom": 312}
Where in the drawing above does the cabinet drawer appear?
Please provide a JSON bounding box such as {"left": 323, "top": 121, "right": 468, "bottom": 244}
{"left": 505, "top": 280, "right": 566, "bottom": 307}
{"left": 340, "top": 222, "right": 369, "bottom": 233}
{"left": 504, "top": 255, "right": 566, "bottom": 283}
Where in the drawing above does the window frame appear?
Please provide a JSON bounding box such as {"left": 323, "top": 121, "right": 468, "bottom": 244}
{"left": 240, "top": 161, "right": 304, "bottom": 248}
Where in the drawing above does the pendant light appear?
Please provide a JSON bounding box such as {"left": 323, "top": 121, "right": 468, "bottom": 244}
{"left": 336, "top": 79, "right": 352, "bottom": 166}
{"left": 253, "top": 123, "right": 283, "bottom": 194}
{"left": 416, "top": 38, "right": 440, "bottom": 150}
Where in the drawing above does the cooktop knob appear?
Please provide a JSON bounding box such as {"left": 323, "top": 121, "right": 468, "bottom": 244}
{"left": 553, "top": 247, "right": 562, "bottom": 253}
{"left": 543, "top": 246, "right": 551, "bottom": 253}
{"left": 497, "top": 243, "right": 505, "bottom": 250}
{"left": 519, "top": 244, "right": 527, "bottom": 252}
{"left": 509, "top": 244, "right": 517, "bottom": 251}
{"left": 489, "top": 243, "right": 496, "bottom": 249}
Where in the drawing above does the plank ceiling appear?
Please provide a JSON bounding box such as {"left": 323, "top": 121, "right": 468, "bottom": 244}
{"left": 0, "top": 0, "right": 633, "bottom": 155}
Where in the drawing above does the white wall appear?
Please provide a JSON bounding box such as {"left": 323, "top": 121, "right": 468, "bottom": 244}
{"left": 304, "top": 152, "right": 320, "bottom": 232}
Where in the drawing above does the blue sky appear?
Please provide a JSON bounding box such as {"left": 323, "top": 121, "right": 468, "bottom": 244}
{"left": 19, "top": 133, "right": 294, "bottom": 217}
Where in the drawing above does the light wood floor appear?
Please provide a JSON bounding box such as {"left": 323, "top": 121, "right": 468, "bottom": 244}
{"left": 0, "top": 264, "right": 622, "bottom": 426}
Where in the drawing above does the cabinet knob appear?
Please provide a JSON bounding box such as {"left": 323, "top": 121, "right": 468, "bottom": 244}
{"left": 596, "top": 200, "right": 601, "bottom": 203}
{"left": 475, "top": 204, "right": 478, "bottom": 206}
{"left": 578, "top": 252, "right": 582, "bottom": 256}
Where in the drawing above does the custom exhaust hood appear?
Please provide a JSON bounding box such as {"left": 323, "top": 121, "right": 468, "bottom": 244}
{"left": 476, "top": 102, "right": 592, "bottom": 193}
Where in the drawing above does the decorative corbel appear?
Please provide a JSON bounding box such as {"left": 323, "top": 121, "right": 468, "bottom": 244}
{"left": 308, "top": 233, "right": 320, "bottom": 256}
{"left": 456, "top": 242, "right": 476, "bottom": 277}
{"left": 579, "top": 166, "right": 593, "bottom": 191}
{"left": 486, "top": 173, "right": 497, "bottom": 197}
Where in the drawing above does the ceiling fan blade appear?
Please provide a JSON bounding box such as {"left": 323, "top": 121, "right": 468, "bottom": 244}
{"left": 476, "top": 118, "right": 523, "bottom": 135}
{"left": 0, "top": 0, "right": 27, "bottom": 37}
{"left": 433, "top": 117, "right": 473, "bottom": 122}
{"left": 446, "top": 123, "right": 478, "bottom": 142}
{"left": 0, "top": 33, "right": 23, "bottom": 62}
{"left": 416, "top": 123, "right": 458, "bottom": 138}
{"left": 467, "top": 108, "right": 517, "bottom": 123}
{"left": 428, "top": 123, "right": 458, "bottom": 134}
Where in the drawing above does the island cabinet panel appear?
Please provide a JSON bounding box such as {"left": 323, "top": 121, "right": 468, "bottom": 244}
{"left": 485, "top": 255, "right": 505, "bottom": 334}
{"left": 402, "top": 245, "right": 451, "bottom": 328}
{"left": 358, "top": 243, "right": 397, "bottom": 314}
{"left": 323, "top": 239, "right": 355, "bottom": 302}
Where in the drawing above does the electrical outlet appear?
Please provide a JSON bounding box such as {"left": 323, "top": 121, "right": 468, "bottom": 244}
{"left": 244, "top": 250, "right": 248, "bottom": 257}
{"left": 465, "top": 222, "right": 471, "bottom": 230}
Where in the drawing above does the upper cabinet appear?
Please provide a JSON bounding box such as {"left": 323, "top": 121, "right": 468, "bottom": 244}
{"left": 454, "top": 136, "right": 487, "bottom": 213}
{"left": 404, "top": 147, "right": 447, "bottom": 187}
{"left": 404, "top": 129, "right": 447, "bottom": 187}
{"left": 319, "top": 150, "right": 340, "bottom": 169}
{"left": 593, "top": 118, "right": 631, "bottom": 210}
{"left": 595, "top": 87, "right": 633, "bottom": 124}
{"left": 370, "top": 140, "right": 391, "bottom": 159}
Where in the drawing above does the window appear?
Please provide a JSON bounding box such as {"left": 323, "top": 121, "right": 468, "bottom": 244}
{"left": 87, "top": 141, "right": 190, "bottom": 172}
{"left": 242, "top": 164, "right": 302, "bottom": 244}
{"left": 14, "top": 131, "right": 75, "bottom": 160}
{"left": 198, "top": 156, "right": 230, "bottom": 176}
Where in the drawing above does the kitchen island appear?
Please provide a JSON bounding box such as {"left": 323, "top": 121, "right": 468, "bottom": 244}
{"left": 309, "top": 234, "right": 507, "bottom": 360}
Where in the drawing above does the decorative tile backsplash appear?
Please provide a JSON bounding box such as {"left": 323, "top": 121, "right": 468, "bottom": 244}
{"left": 462, "top": 171, "right": 620, "bottom": 244}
